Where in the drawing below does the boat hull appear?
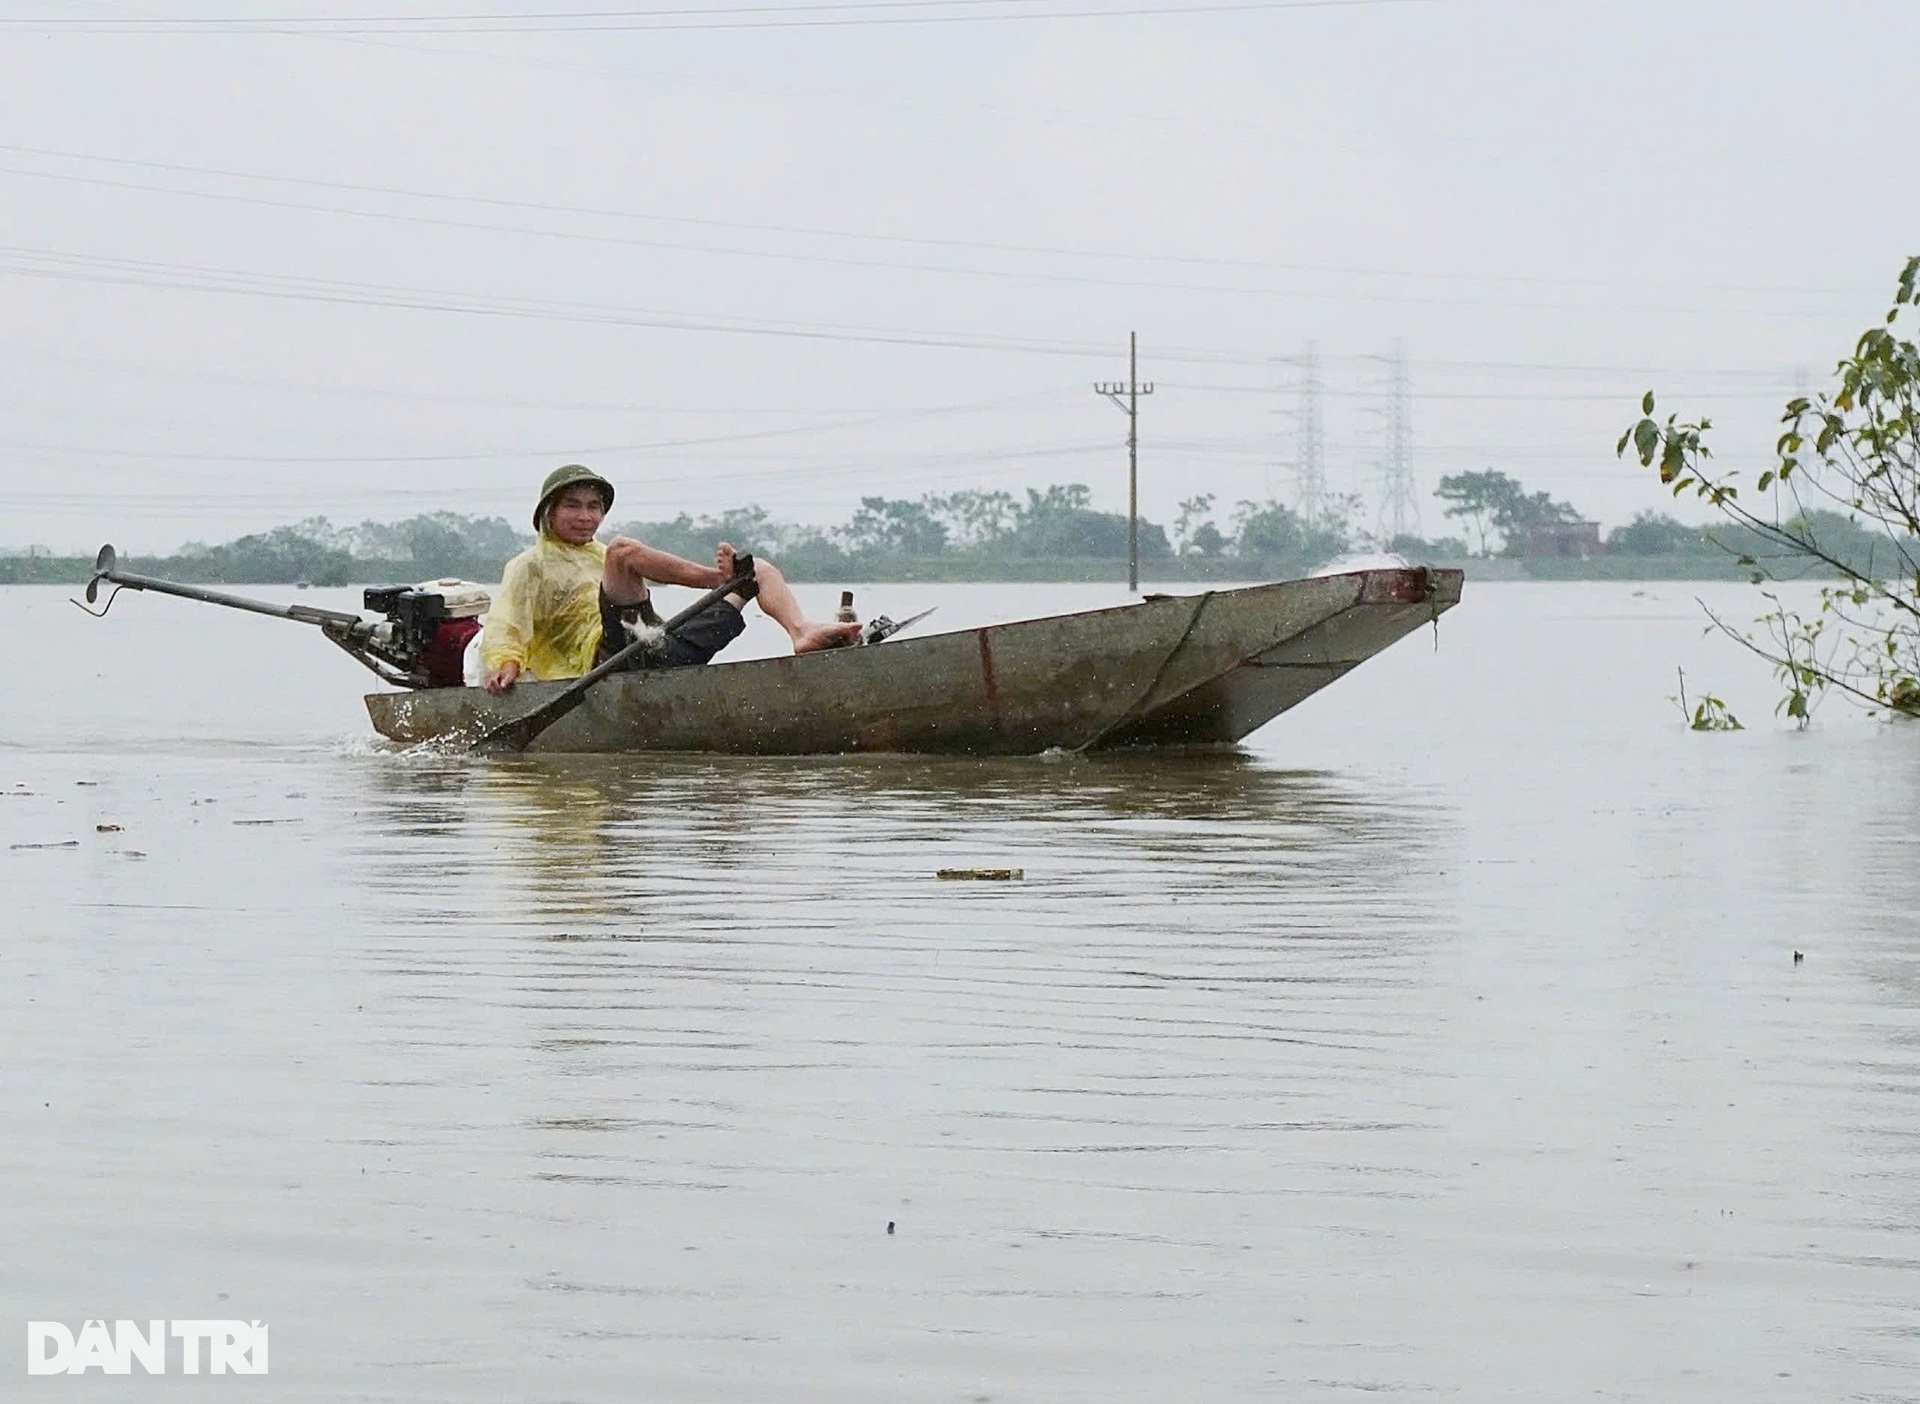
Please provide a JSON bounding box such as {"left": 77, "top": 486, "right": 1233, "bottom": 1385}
{"left": 363, "top": 567, "right": 1462, "bottom": 755}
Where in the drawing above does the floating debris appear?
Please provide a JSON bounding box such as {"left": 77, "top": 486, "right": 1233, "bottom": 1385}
{"left": 11, "top": 841, "right": 79, "bottom": 851}
{"left": 233, "top": 818, "right": 304, "bottom": 826}
{"left": 936, "top": 867, "right": 1024, "bottom": 881}
{"left": 96, "top": 823, "right": 123, "bottom": 833}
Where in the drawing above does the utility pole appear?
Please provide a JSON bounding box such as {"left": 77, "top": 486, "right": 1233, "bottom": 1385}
{"left": 1095, "top": 331, "right": 1154, "bottom": 592}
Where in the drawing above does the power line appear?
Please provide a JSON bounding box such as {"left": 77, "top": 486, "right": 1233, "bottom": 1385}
{"left": 15, "top": 241, "right": 1509, "bottom": 368}
{"left": 0, "top": 439, "right": 1121, "bottom": 506}
{"left": 0, "top": 342, "right": 1087, "bottom": 417}
{"left": 0, "top": 0, "right": 1254, "bottom": 21}
{"left": 17, "top": 241, "right": 1850, "bottom": 384}
{"left": 0, "top": 143, "right": 1878, "bottom": 309}
{"left": 1166, "top": 382, "right": 1804, "bottom": 403}
{"left": 8, "top": 159, "right": 1704, "bottom": 310}
{"left": 0, "top": 243, "right": 1133, "bottom": 360}
{"left": 1, "top": 0, "right": 1434, "bottom": 34}
{"left": 0, "top": 390, "right": 1070, "bottom": 464}
{"left": 0, "top": 140, "right": 1436, "bottom": 278}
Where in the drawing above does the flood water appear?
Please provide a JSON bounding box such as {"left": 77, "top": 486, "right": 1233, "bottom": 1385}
{"left": 3, "top": 578, "right": 1917, "bottom": 1401}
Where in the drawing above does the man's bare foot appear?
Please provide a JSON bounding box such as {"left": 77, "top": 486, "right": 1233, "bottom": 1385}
{"left": 792, "top": 619, "right": 864, "bottom": 654}
{"left": 715, "top": 541, "right": 739, "bottom": 586}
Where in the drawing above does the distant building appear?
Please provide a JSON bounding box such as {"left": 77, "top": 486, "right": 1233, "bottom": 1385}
{"left": 1514, "top": 521, "right": 1601, "bottom": 558}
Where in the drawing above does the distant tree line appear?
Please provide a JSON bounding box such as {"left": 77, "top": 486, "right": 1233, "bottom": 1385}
{"left": 614, "top": 486, "right": 1358, "bottom": 582}
{"left": 1433, "top": 468, "right": 1908, "bottom": 576}
{"left": 6, "top": 473, "right": 1906, "bottom": 587}
{"left": 0, "top": 513, "right": 529, "bottom": 588}
{"left": 1, "top": 485, "right": 1368, "bottom": 586}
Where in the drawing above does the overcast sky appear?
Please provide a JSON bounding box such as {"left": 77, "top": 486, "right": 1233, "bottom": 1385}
{"left": 3, "top": 0, "right": 1916, "bottom": 553}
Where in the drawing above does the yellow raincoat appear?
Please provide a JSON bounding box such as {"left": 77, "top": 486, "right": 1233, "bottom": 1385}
{"left": 479, "top": 531, "right": 608, "bottom": 680}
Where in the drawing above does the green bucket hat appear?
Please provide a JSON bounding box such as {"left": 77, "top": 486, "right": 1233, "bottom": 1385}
{"left": 533, "top": 463, "right": 615, "bottom": 531}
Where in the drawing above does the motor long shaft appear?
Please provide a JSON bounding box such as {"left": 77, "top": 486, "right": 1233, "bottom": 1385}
{"left": 86, "top": 544, "right": 364, "bottom": 630}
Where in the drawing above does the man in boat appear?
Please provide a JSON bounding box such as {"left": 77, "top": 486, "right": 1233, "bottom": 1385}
{"left": 478, "top": 464, "right": 861, "bottom": 694}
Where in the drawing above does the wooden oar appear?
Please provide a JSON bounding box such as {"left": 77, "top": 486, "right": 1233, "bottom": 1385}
{"left": 472, "top": 565, "right": 758, "bottom": 754}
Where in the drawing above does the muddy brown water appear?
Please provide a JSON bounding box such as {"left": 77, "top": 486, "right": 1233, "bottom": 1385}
{"left": 3, "top": 580, "right": 1916, "bottom": 1400}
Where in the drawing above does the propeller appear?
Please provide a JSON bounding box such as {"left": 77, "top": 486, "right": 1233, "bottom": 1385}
{"left": 84, "top": 544, "right": 117, "bottom": 605}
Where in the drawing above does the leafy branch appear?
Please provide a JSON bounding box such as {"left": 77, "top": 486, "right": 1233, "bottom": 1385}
{"left": 1619, "top": 256, "right": 1920, "bottom": 722}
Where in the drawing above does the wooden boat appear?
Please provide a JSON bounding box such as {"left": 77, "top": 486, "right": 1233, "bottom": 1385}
{"left": 364, "top": 566, "right": 1462, "bottom": 755}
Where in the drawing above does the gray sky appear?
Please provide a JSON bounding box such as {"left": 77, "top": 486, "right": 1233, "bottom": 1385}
{"left": 3, "top": 0, "right": 1916, "bottom": 553}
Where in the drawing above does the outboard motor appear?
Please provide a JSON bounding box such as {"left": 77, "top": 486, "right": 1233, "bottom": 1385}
{"left": 362, "top": 579, "right": 490, "bottom": 688}
{"left": 75, "top": 545, "right": 493, "bottom": 691}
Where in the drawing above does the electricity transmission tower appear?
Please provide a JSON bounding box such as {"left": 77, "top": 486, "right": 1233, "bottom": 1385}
{"left": 1094, "top": 331, "right": 1154, "bottom": 592}
{"left": 1366, "top": 338, "right": 1419, "bottom": 544}
{"left": 1287, "top": 341, "right": 1327, "bottom": 524}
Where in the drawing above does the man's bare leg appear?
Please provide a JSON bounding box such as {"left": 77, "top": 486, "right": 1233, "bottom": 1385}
{"left": 716, "top": 543, "right": 862, "bottom": 653}
{"left": 602, "top": 537, "right": 722, "bottom": 605}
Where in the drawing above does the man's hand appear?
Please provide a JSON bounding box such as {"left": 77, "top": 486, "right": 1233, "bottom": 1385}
{"left": 482, "top": 661, "right": 522, "bottom": 694}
